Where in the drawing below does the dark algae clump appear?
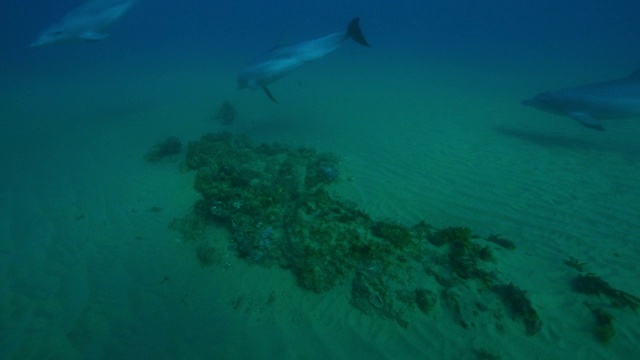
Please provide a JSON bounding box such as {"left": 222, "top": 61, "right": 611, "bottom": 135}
{"left": 474, "top": 348, "right": 502, "bottom": 360}
{"left": 566, "top": 268, "right": 639, "bottom": 345}
{"left": 371, "top": 220, "right": 413, "bottom": 248}
{"left": 587, "top": 305, "right": 616, "bottom": 343}
{"left": 429, "top": 226, "right": 497, "bottom": 284}
{"left": 415, "top": 288, "right": 437, "bottom": 314}
{"left": 571, "top": 273, "right": 640, "bottom": 310}
{"left": 485, "top": 233, "right": 516, "bottom": 250}
{"left": 429, "top": 226, "right": 470, "bottom": 247}
{"left": 145, "top": 136, "right": 182, "bottom": 162}
{"left": 492, "top": 283, "right": 542, "bottom": 335}
{"left": 563, "top": 256, "right": 587, "bottom": 272}
{"left": 214, "top": 100, "right": 237, "bottom": 125}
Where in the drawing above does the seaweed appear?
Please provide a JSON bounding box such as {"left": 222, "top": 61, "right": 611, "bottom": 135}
{"left": 475, "top": 349, "right": 502, "bottom": 360}
{"left": 492, "top": 283, "right": 542, "bottom": 335}
{"left": 485, "top": 233, "right": 516, "bottom": 250}
{"left": 411, "top": 220, "right": 433, "bottom": 240}
{"left": 477, "top": 244, "right": 496, "bottom": 262}
{"left": 571, "top": 273, "right": 640, "bottom": 310}
{"left": 563, "top": 256, "right": 587, "bottom": 272}
{"left": 429, "top": 226, "right": 471, "bottom": 247}
{"left": 215, "top": 100, "right": 237, "bottom": 125}
{"left": 415, "top": 288, "right": 437, "bottom": 314}
{"left": 145, "top": 136, "right": 182, "bottom": 162}
{"left": 371, "top": 220, "right": 413, "bottom": 248}
{"left": 428, "top": 226, "right": 497, "bottom": 285}
{"left": 586, "top": 305, "right": 616, "bottom": 343}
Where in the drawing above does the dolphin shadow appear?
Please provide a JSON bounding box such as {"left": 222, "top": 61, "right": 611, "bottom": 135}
{"left": 494, "top": 125, "right": 640, "bottom": 162}
{"left": 492, "top": 126, "right": 606, "bottom": 151}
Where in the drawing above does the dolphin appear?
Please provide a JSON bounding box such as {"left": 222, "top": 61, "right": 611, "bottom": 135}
{"left": 30, "top": 0, "right": 137, "bottom": 47}
{"left": 237, "top": 17, "right": 371, "bottom": 103}
{"left": 522, "top": 68, "right": 640, "bottom": 131}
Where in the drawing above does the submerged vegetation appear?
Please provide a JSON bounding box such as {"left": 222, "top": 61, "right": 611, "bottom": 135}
{"left": 492, "top": 283, "right": 542, "bottom": 335}
{"left": 571, "top": 273, "right": 640, "bottom": 310}
{"left": 169, "top": 132, "right": 550, "bottom": 335}
{"left": 214, "top": 100, "right": 237, "bottom": 125}
{"left": 145, "top": 136, "right": 182, "bottom": 162}
{"left": 149, "top": 131, "right": 640, "bottom": 347}
{"left": 563, "top": 256, "right": 588, "bottom": 272}
{"left": 485, "top": 233, "right": 516, "bottom": 250}
{"left": 587, "top": 305, "right": 616, "bottom": 343}
{"left": 568, "top": 271, "right": 640, "bottom": 345}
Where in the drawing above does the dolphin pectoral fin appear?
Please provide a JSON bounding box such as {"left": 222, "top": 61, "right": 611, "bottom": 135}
{"left": 262, "top": 87, "right": 278, "bottom": 103}
{"left": 570, "top": 112, "right": 605, "bottom": 131}
{"left": 79, "top": 32, "right": 109, "bottom": 41}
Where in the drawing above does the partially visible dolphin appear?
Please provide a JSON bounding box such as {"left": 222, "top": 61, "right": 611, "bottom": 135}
{"left": 522, "top": 68, "right": 640, "bottom": 130}
{"left": 237, "top": 17, "right": 371, "bottom": 102}
{"left": 31, "top": 0, "right": 137, "bottom": 47}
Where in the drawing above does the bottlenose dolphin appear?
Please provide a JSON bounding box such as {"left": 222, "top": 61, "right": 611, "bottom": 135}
{"left": 237, "top": 17, "right": 371, "bottom": 102}
{"left": 522, "top": 68, "right": 640, "bottom": 130}
{"left": 31, "top": 0, "right": 136, "bottom": 47}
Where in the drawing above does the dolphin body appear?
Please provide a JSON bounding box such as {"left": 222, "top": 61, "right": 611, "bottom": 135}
{"left": 31, "top": 0, "right": 136, "bottom": 47}
{"left": 237, "top": 18, "right": 370, "bottom": 102}
{"left": 522, "top": 69, "right": 640, "bottom": 130}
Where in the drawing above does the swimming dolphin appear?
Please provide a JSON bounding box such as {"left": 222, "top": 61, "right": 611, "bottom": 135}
{"left": 30, "top": 0, "right": 137, "bottom": 47}
{"left": 237, "top": 17, "right": 371, "bottom": 103}
{"left": 522, "top": 68, "right": 640, "bottom": 130}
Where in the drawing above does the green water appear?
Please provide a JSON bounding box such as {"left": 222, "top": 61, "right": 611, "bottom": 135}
{"left": 1, "top": 52, "right": 639, "bottom": 359}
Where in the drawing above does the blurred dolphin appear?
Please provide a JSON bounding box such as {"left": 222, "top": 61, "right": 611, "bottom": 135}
{"left": 522, "top": 68, "right": 640, "bottom": 130}
{"left": 237, "top": 17, "right": 371, "bottom": 103}
{"left": 31, "top": 0, "right": 137, "bottom": 47}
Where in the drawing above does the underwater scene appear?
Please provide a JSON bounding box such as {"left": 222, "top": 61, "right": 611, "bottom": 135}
{"left": 1, "top": 0, "right": 640, "bottom": 359}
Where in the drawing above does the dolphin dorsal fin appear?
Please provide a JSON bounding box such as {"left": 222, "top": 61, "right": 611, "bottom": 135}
{"left": 266, "top": 30, "right": 289, "bottom": 51}
{"left": 627, "top": 68, "right": 640, "bottom": 79}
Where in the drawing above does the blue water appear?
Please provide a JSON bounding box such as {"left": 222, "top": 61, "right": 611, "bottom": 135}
{"left": 4, "top": 1, "right": 639, "bottom": 70}
{"left": 2, "top": 1, "right": 640, "bottom": 359}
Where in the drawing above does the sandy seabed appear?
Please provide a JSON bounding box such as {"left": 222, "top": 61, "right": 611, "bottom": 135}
{"left": 1, "top": 56, "right": 639, "bottom": 359}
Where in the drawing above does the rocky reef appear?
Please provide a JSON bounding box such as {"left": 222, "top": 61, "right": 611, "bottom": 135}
{"left": 151, "top": 129, "right": 640, "bottom": 356}
{"left": 170, "top": 132, "right": 550, "bottom": 335}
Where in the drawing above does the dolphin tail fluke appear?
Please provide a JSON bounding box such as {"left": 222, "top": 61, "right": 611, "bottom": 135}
{"left": 262, "top": 86, "right": 278, "bottom": 103}
{"left": 347, "top": 18, "right": 370, "bottom": 47}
